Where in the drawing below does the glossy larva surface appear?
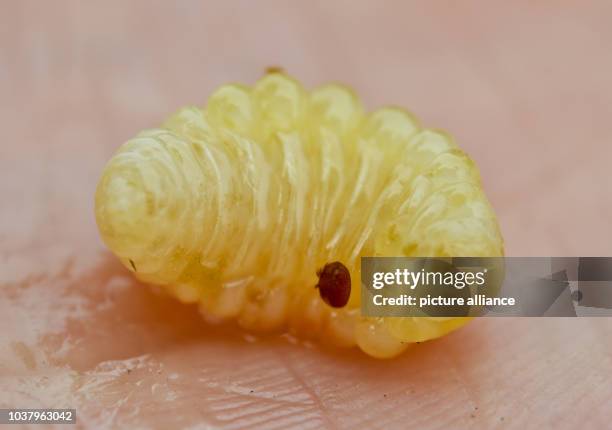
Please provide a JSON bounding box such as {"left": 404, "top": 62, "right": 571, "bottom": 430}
{"left": 95, "top": 73, "right": 503, "bottom": 358}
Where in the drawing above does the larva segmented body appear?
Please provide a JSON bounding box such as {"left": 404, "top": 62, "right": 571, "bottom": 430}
{"left": 95, "top": 73, "right": 503, "bottom": 358}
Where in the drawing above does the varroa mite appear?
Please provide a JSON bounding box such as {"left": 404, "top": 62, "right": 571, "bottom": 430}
{"left": 316, "top": 262, "right": 351, "bottom": 308}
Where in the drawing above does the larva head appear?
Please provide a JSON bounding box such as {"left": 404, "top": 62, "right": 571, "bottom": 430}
{"left": 95, "top": 131, "right": 200, "bottom": 280}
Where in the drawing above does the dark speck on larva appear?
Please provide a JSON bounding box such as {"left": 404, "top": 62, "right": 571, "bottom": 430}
{"left": 316, "top": 261, "right": 351, "bottom": 308}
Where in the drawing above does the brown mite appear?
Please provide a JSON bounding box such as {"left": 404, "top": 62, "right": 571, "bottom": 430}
{"left": 315, "top": 261, "right": 351, "bottom": 308}
{"left": 265, "top": 66, "right": 285, "bottom": 74}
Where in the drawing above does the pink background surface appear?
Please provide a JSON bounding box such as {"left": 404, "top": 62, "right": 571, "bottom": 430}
{"left": 1, "top": 1, "right": 611, "bottom": 428}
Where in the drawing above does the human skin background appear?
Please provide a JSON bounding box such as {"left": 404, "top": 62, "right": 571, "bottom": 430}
{"left": 1, "top": 1, "right": 612, "bottom": 428}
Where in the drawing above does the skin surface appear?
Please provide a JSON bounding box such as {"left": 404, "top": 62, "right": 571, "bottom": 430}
{"left": 1, "top": 1, "right": 612, "bottom": 428}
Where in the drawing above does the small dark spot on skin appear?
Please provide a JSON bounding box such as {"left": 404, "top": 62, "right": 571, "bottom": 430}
{"left": 500, "top": 417, "right": 504, "bottom": 421}
{"left": 474, "top": 406, "right": 478, "bottom": 411}
{"left": 265, "top": 66, "right": 285, "bottom": 74}
{"left": 383, "top": 394, "right": 387, "bottom": 398}
{"left": 126, "top": 369, "right": 132, "bottom": 374}
{"left": 470, "top": 414, "right": 475, "bottom": 419}
{"left": 315, "top": 262, "right": 351, "bottom": 308}
{"left": 250, "top": 390, "right": 254, "bottom": 393}
{"left": 129, "top": 259, "right": 137, "bottom": 272}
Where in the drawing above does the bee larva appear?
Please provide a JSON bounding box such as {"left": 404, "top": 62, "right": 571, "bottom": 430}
{"left": 95, "top": 72, "right": 503, "bottom": 358}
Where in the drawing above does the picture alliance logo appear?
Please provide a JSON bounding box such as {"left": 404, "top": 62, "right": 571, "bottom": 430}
{"left": 371, "top": 268, "right": 488, "bottom": 291}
